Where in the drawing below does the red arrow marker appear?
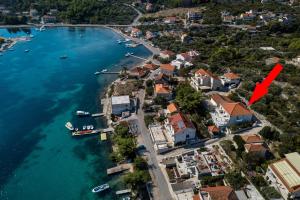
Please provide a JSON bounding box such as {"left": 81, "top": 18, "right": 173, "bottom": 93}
{"left": 248, "top": 63, "right": 283, "bottom": 105}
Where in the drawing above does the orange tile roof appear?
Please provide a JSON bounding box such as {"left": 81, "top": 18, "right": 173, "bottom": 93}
{"left": 224, "top": 73, "right": 240, "bottom": 80}
{"left": 208, "top": 125, "right": 219, "bottom": 133}
{"left": 131, "top": 28, "right": 141, "bottom": 33}
{"left": 143, "top": 63, "right": 158, "bottom": 70}
{"left": 196, "top": 69, "right": 219, "bottom": 80}
{"left": 168, "top": 112, "right": 195, "bottom": 134}
{"left": 155, "top": 84, "right": 171, "bottom": 94}
{"left": 167, "top": 103, "right": 179, "bottom": 113}
{"left": 211, "top": 94, "right": 233, "bottom": 106}
{"left": 245, "top": 143, "right": 267, "bottom": 153}
{"left": 160, "top": 64, "right": 175, "bottom": 72}
{"left": 211, "top": 94, "right": 252, "bottom": 116}
{"left": 241, "top": 134, "right": 264, "bottom": 144}
{"left": 201, "top": 186, "right": 238, "bottom": 200}
{"left": 193, "top": 194, "right": 201, "bottom": 200}
{"left": 222, "top": 102, "right": 252, "bottom": 116}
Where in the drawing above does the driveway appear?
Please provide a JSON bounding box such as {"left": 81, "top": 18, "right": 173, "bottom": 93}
{"left": 136, "top": 89, "right": 174, "bottom": 200}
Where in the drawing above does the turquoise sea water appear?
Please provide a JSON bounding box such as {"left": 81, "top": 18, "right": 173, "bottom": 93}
{"left": 0, "top": 27, "right": 151, "bottom": 200}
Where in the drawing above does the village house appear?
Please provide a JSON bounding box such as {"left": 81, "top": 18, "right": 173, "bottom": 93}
{"left": 128, "top": 67, "right": 148, "bottom": 78}
{"left": 265, "top": 152, "right": 300, "bottom": 200}
{"left": 146, "top": 3, "right": 153, "bottom": 12}
{"left": 171, "top": 50, "right": 199, "bottom": 69}
{"left": 195, "top": 186, "right": 238, "bottom": 200}
{"left": 220, "top": 72, "right": 241, "bottom": 87}
{"left": 164, "top": 16, "right": 177, "bottom": 24}
{"left": 145, "top": 31, "right": 156, "bottom": 40}
{"left": 241, "top": 133, "right": 268, "bottom": 157}
{"left": 159, "top": 50, "right": 175, "bottom": 60}
{"left": 159, "top": 63, "right": 176, "bottom": 76}
{"left": 164, "top": 112, "right": 196, "bottom": 145}
{"left": 143, "top": 63, "right": 158, "bottom": 71}
{"left": 210, "top": 94, "right": 253, "bottom": 128}
{"left": 190, "top": 69, "right": 223, "bottom": 91}
{"left": 186, "top": 11, "right": 202, "bottom": 22}
{"left": 130, "top": 28, "right": 142, "bottom": 38}
{"left": 155, "top": 73, "right": 171, "bottom": 85}
{"left": 239, "top": 10, "right": 257, "bottom": 21}
{"left": 167, "top": 103, "right": 179, "bottom": 115}
{"left": 221, "top": 11, "right": 236, "bottom": 24}
{"left": 265, "top": 56, "right": 280, "bottom": 66}
{"left": 111, "top": 95, "right": 131, "bottom": 115}
{"left": 41, "top": 15, "right": 57, "bottom": 24}
{"left": 207, "top": 125, "right": 220, "bottom": 138}
{"left": 155, "top": 84, "right": 172, "bottom": 100}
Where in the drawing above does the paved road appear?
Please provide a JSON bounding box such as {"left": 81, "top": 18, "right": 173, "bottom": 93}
{"left": 136, "top": 89, "right": 174, "bottom": 200}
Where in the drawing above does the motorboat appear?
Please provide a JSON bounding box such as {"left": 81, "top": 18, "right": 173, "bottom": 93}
{"left": 76, "top": 110, "right": 90, "bottom": 116}
{"left": 94, "top": 71, "right": 100, "bottom": 75}
{"left": 124, "top": 38, "right": 131, "bottom": 42}
{"left": 60, "top": 55, "right": 68, "bottom": 59}
{"left": 65, "top": 122, "right": 74, "bottom": 131}
{"left": 90, "top": 125, "right": 94, "bottom": 130}
{"left": 117, "top": 39, "right": 122, "bottom": 44}
{"left": 91, "top": 184, "right": 109, "bottom": 193}
{"left": 101, "top": 69, "right": 108, "bottom": 73}
{"left": 25, "top": 49, "right": 30, "bottom": 53}
{"left": 83, "top": 126, "right": 87, "bottom": 130}
{"left": 125, "top": 53, "right": 130, "bottom": 57}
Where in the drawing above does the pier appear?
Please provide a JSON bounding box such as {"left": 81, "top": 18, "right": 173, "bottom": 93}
{"left": 116, "top": 189, "right": 131, "bottom": 195}
{"left": 107, "top": 163, "right": 133, "bottom": 175}
{"left": 91, "top": 113, "right": 104, "bottom": 117}
{"left": 128, "top": 54, "right": 148, "bottom": 61}
{"left": 100, "top": 71, "right": 120, "bottom": 74}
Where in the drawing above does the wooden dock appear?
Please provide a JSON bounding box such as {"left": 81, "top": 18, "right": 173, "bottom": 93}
{"left": 72, "top": 129, "right": 101, "bottom": 136}
{"left": 107, "top": 163, "right": 133, "bottom": 175}
{"left": 116, "top": 189, "right": 131, "bottom": 195}
{"left": 91, "top": 113, "right": 104, "bottom": 117}
{"left": 100, "top": 71, "right": 120, "bottom": 74}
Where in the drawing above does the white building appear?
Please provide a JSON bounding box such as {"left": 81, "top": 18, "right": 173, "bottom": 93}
{"left": 111, "top": 95, "right": 131, "bottom": 115}
{"left": 266, "top": 152, "right": 300, "bottom": 200}
{"left": 220, "top": 72, "right": 241, "bottom": 86}
{"left": 190, "top": 69, "right": 222, "bottom": 91}
{"left": 130, "top": 28, "right": 142, "bottom": 38}
{"left": 210, "top": 94, "right": 253, "bottom": 128}
{"left": 164, "top": 112, "right": 196, "bottom": 145}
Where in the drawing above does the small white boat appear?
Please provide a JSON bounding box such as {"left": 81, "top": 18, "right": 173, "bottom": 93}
{"left": 60, "top": 55, "right": 68, "bottom": 59}
{"left": 101, "top": 69, "right": 108, "bottom": 73}
{"left": 90, "top": 125, "right": 94, "bottom": 130}
{"left": 76, "top": 110, "right": 90, "bottom": 116}
{"left": 94, "top": 71, "right": 100, "bottom": 75}
{"left": 130, "top": 53, "right": 134, "bottom": 55}
{"left": 65, "top": 122, "right": 74, "bottom": 131}
{"left": 92, "top": 184, "right": 109, "bottom": 193}
{"left": 25, "top": 49, "right": 30, "bottom": 53}
{"left": 29, "top": 34, "right": 34, "bottom": 38}
{"left": 125, "top": 38, "right": 131, "bottom": 42}
{"left": 83, "top": 126, "right": 86, "bottom": 130}
{"left": 125, "top": 53, "right": 130, "bottom": 57}
{"left": 117, "top": 40, "right": 122, "bottom": 44}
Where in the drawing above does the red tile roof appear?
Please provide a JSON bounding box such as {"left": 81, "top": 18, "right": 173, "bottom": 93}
{"left": 168, "top": 112, "right": 195, "bottom": 134}
{"left": 224, "top": 73, "right": 240, "bottom": 80}
{"left": 201, "top": 186, "right": 238, "bottom": 200}
{"left": 208, "top": 125, "right": 220, "bottom": 133}
{"left": 167, "top": 103, "right": 179, "bottom": 113}
{"left": 160, "top": 50, "right": 175, "bottom": 56}
{"left": 160, "top": 64, "right": 176, "bottom": 72}
{"left": 211, "top": 94, "right": 233, "bottom": 106}
{"left": 143, "top": 63, "right": 158, "bottom": 70}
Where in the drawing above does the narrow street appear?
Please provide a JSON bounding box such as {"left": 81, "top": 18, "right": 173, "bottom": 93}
{"left": 136, "top": 89, "right": 174, "bottom": 200}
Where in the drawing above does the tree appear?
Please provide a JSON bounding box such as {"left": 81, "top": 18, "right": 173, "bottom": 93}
{"left": 114, "top": 124, "right": 129, "bottom": 137}
{"left": 175, "top": 83, "right": 204, "bottom": 113}
{"left": 123, "top": 170, "right": 151, "bottom": 190}
{"left": 225, "top": 171, "right": 247, "bottom": 190}
{"left": 258, "top": 126, "right": 279, "bottom": 141}
{"left": 134, "top": 156, "right": 148, "bottom": 170}
{"left": 144, "top": 115, "right": 155, "bottom": 127}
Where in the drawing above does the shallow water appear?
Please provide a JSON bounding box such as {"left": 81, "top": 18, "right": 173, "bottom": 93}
{"left": 0, "top": 27, "right": 151, "bottom": 200}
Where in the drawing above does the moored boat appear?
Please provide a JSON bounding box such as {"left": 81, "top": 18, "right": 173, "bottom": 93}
{"left": 65, "top": 122, "right": 74, "bottom": 131}
{"left": 60, "top": 55, "right": 68, "bottom": 59}
{"left": 101, "top": 69, "right": 108, "bottom": 73}
{"left": 92, "top": 184, "right": 109, "bottom": 193}
{"left": 76, "top": 110, "right": 90, "bottom": 116}
{"left": 94, "top": 71, "right": 100, "bottom": 75}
